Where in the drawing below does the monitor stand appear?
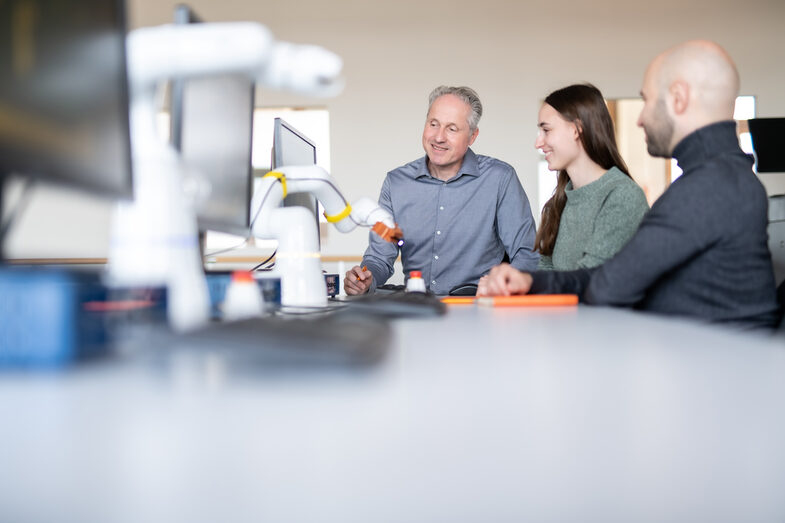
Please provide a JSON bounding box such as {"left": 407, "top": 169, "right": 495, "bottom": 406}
{"left": 0, "top": 175, "right": 6, "bottom": 263}
{"left": 198, "top": 230, "right": 207, "bottom": 263}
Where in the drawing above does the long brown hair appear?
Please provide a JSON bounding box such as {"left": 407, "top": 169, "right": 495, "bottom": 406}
{"left": 535, "top": 84, "right": 631, "bottom": 256}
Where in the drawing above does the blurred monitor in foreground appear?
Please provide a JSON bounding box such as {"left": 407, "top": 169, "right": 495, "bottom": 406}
{"left": 0, "top": 0, "right": 133, "bottom": 198}
{"left": 169, "top": 4, "right": 255, "bottom": 238}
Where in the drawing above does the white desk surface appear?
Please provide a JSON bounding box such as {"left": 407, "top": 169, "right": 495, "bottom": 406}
{"left": 1, "top": 305, "right": 784, "bottom": 522}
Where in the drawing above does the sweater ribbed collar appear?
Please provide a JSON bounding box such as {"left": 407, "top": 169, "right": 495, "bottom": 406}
{"left": 565, "top": 166, "right": 625, "bottom": 201}
{"left": 671, "top": 120, "right": 741, "bottom": 174}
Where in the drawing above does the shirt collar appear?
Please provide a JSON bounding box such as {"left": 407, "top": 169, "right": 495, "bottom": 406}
{"left": 414, "top": 148, "right": 481, "bottom": 180}
{"left": 672, "top": 121, "right": 741, "bottom": 173}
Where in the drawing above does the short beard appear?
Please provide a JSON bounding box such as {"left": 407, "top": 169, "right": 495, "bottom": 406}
{"left": 645, "top": 98, "right": 675, "bottom": 158}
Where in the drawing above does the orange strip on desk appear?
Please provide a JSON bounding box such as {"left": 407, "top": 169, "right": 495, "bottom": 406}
{"left": 480, "top": 294, "right": 578, "bottom": 307}
{"left": 440, "top": 297, "right": 476, "bottom": 305}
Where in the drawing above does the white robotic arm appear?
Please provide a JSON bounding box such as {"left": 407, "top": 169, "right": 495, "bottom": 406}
{"left": 125, "top": 23, "right": 343, "bottom": 96}
{"left": 249, "top": 166, "right": 403, "bottom": 307}
{"left": 108, "top": 22, "right": 345, "bottom": 331}
{"left": 251, "top": 165, "right": 400, "bottom": 236}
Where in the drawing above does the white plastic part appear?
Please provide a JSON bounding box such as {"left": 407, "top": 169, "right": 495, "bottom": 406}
{"left": 406, "top": 274, "right": 427, "bottom": 293}
{"left": 125, "top": 23, "right": 343, "bottom": 97}
{"left": 107, "top": 22, "right": 344, "bottom": 330}
{"left": 255, "top": 166, "right": 396, "bottom": 230}
{"left": 107, "top": 77, "right": 210, "bottom": 332}
{"left": 250, "top": 174, "right": 327, "bottom": 307}
{"left": 347, "top": 197, "right": 397, "bottom": 231}
{"left": 261, "top": 41, "right": 345, "bottom": 97}
{"left": 223, "top": 273, "right": 265, "bottom": 321}
{"left": 250, "top": 165, "right": 397, "bottom": 308}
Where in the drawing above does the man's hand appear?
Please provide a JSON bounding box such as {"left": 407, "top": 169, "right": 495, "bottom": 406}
{"left": 477, "top": 263, "right": 533, "bottom": 296}
{"left": 344, "top": 265, "right": 373, "bottom": 295}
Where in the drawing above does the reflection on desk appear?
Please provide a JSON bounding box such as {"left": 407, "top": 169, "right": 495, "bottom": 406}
{"left": 1, "top": 305, "right": 784, "bottom": 522}
{"left": 337, "top": 290, "right": 446, "bottom": 317}
{"left": 159, "top": 313, "right": 391, "bottom": 369}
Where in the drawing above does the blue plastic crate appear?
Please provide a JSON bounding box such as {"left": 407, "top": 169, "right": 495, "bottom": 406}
{"left": 0, "top": 267, "right": 167, "bottom": 368}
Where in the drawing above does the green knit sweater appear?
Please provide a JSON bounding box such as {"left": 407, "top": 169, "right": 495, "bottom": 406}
{"left": 538, "top": 167, "right": 649, "bottom": 271}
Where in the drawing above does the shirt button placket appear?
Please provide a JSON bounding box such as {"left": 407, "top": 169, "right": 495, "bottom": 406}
{"left": 432, "top": 184, "right": 446, "bottom": 294}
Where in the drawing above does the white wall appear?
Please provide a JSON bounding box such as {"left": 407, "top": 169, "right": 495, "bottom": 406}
{"left": 6, "top": 0, "right": 785, "bottom": 258}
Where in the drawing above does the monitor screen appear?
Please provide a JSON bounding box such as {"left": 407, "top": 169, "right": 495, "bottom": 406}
{"left": 272, "top": 117, "right": 320, "bottom": 244}
{"left": 749, "top": 118, "right": 785, "bottom": 173}
{"left": 0, "top": 0, "right": 132, "bottom": 198}
{"left": 169, "top": 3, "right": 201, "bottom": 150}
{"left": 170, "top": 5, "right": 255, "bottom": 237}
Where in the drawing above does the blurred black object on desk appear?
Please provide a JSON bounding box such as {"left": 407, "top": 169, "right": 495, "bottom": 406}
{"left": 338, "top": 290, "right": 446, "bottom": 318}
{"left": 149, "top": 313, "right": 392, "bottom": 371}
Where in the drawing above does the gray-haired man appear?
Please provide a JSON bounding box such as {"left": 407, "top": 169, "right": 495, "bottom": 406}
{"left": 344, "top": 85, "right": 539, "bottom": 295}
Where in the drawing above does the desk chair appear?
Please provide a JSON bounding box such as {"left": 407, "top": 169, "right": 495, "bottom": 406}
{"left": 769, "top": 195, "right": 785, "bottom": 286}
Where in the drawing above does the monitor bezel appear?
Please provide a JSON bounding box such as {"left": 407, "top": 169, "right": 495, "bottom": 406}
{"left": 0, "top": 0, "right": 133, "bottom": 200}
{"left": 169, "top": 4, "right": 203, "bottom": 151}
{"left": 171, "top": 4, "right": 255, "bottom": 238}
{"left": 272, "top": 118, "right": 318, "bottom": 169}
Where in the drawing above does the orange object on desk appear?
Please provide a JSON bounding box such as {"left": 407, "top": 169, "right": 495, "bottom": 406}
{"left": 440, "top": 297, "right": 476, "bottom": 305}
{"left": 479, "top": 294, "right": 578, "bottom": 307}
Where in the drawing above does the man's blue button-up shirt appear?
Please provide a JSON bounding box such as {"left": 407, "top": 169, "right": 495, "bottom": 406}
{"left": 362, "top": 148, "right": 539, "bottom": 295}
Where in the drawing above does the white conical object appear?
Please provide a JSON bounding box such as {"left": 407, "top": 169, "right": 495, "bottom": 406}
{"left": 406, "top": 270, "right": 426, "bottom": 293}
{"left": 223, "top": 271, "right": 265, "bottom": 321}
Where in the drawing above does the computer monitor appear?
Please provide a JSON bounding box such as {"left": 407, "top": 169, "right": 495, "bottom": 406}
{"left": 0, "top": 0, "right": 133, "bottom": 198}
{"left": 169, "top": 4, "right": 255, "bottom": 238}
{"left": 748, "top": 118, "right": 785, "bottom": 173}
{"left": 272, "top": 117, "right": 320, "bottom": 244}
{"left": 749, "top": 118, "right": 785, "bottom": 285}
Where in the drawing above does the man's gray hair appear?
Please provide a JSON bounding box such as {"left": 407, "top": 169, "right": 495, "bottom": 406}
{"left": 427, "top": 85, "right": 483, "bottom": 132}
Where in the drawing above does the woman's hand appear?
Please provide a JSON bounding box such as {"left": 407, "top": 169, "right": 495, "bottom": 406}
{"left": 477, "top": 263, "right": 533, "bottom": 296}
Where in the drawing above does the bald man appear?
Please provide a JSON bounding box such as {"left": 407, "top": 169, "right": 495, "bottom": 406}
{"left": 479, "top": 40, "right": 780, "bottom": 329}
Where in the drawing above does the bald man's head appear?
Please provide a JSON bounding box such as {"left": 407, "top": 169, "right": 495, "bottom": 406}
{"left": 658, "top": 40, "right": 740, "bottom": 117}
{"left": 637, "top": 40, "right": 740, "bottom": 157}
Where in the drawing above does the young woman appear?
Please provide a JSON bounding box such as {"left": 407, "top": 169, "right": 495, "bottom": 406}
{"left": 535, "top": 84, "right": 649, "bottom": 270}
